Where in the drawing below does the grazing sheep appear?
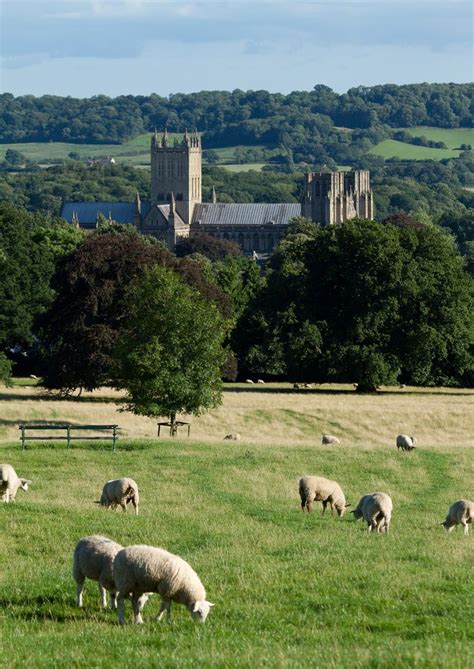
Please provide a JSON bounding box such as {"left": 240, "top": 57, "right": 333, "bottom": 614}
{"left": 293, "top": 383, "right": 301, "bottom": 389}
{"left": 257, "top": 379, "right": 265, "bottom": 384}
{"left": 224, "top": 433, "right": 241, "bottom": 441}
{"left": 396, "top": 435, "right": 417, "bottom": 451}
{"left": 0, "top": 463, "right": 31, "bottom": 503}
{"left": 353, "top": 383, "right": 358, "bottom": 389}
{"left": 98, "top": 478, "right": 139, "bottom": 515}
{"left": 114, "top": 545, "right": 214, "bottom": 625}
{"left": 73, "top": 535, "right": 124, "bottom": 608}
{"left": 321, "top": 434, "right": 340, "bottom": 445}
{"left": 245, "top": 379, "right": 254, "bottom": 384}
{"left": 441, "top": 499, "right": 473, "bottom": 536}
{"left": 299, "top": 475, "right": 350, "bottom": 516}
{"left": 399, "top": 384, "right": 406, "bottom": 389}
{"left": 351, "top": 492, "right": 393, "bottom": 533}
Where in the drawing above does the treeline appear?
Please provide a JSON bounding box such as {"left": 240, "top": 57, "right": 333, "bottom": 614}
{"left": 1, "top": 203, "right": 472, "bottom": 391}
{"left": 0, "top": 159, "right": 472, "bottom": 252}
{"left": 0, "top": 84, "right": 472, "bottom": 163}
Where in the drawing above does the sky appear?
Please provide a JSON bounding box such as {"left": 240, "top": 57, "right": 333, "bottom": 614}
{"left": 0, "top": 0, "right": 472, "bottom": 98}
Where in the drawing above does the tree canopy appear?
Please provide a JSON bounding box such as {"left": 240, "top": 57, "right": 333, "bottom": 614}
{"left": 235, "top": 218, "right": 473, "bottom": 389}
{"left": 112, "top": 265, "right": 226, "bottom": 430}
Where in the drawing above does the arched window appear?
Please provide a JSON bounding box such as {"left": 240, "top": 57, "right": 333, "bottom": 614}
{"left": 253, "top": 233, "right": 259, "bottom": 251}
{"left": 267, "top": 234, "right": 274, "bottom": 250}
{"left": 244, "top": 235, "right": 251, "bottom": 252}
{"left": 238, "top": 233, "right": 244, "bottom": 249}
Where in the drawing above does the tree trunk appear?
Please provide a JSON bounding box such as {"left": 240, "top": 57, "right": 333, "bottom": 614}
{"left": 170, "top": 412, "right": 177, "bottom": 437}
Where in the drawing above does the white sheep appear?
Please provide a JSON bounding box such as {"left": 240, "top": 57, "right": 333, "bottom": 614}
{"left": 114, "top": 545, "right": 214, "bottom": 625}
{"left": 321, "top": 434, "right": 340, "bottom": 445}
{"left": 224, "top": 433, "right": 241, "bottom": 441}
{"left": 0, "top": 463, "right": 31, "bottom": 503}
{"left": 299, "top": 475, "right": 350, "bottom": 516}
{"left": 257, "top": 379, "right": 265, "bottom": 384}
{"left": 97, "top": 478, "right": 139, "bottom": 515}
{"left": 396, "top": 435, "right": 417, "bottom": 451}
{"left": 351, "top": 492, "right": 393, "bottom": 532}
{"left": 245, "top": 379, "right": 254, "bottom": 384}
{"left": 441, "top": 499, "right": 473, "bottom": 536}
{"left": 73, "top": 535, "right": 124, "bottom": 608}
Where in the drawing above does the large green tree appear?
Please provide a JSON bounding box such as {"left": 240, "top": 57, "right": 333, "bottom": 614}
{"left": 113, "top": 265, "right": 226, "bottom": 433}
{"left": 0, "top": 203, "right": 76, "bottom": 350}
{"left": 236, "top": 218, "right": 473, "bottom": 389}
{"left": 40, "top": 226, "right": 230, "bottom": 393}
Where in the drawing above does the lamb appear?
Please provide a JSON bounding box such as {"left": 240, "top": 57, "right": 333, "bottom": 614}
{"left": 351, "top": 492, "right": 393, "bottom": 533}
{"left": 396, "top": 435, "right": 417, "bottom": 451}
{"left": 114, "top": 545, "right": 214, "bottom": 625}
{"left": 441, "top": 499, "right": 473, "bottom": 536}
{"left": 97, "top": 478, "right": 139, "bottom": 515}
{"left": 299, "top": 475, "right": 350, "bottom": 516}
{"left": 224, "top": 433, "right": 241, "bottom": 441}
{"left": 321, "top": 434, "right": 340, "bottom": 445}
{"left": 0, "top": 463, "right": 31, "bottom": 503}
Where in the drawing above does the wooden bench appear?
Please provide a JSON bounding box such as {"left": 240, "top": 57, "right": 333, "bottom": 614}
{"left": 19, "top": 424, "right": 120, "bottom": 451}
{"left": 157, "top": 420, "right": 191, "bottom": 438}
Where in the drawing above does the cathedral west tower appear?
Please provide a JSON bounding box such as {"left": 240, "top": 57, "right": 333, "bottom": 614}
{"left": 150, "top": 129, "right": 202, "bottom": 225}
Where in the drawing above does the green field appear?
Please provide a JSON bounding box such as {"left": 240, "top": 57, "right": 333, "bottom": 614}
{"left": 371, "top": 126, "right": 473, "bottom": 162}
{"left": 1, "top": 384, "right": 473, "bottom": 667}
{"left": 402, "top": 127, "right": 474, "bottom": 149}
{"left": 370, "top": 139, "right": 462, "bottom": 161}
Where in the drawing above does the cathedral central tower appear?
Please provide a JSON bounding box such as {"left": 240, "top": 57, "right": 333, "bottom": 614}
{"left": 150, "top": 130, "right": 202, "bottom": 225}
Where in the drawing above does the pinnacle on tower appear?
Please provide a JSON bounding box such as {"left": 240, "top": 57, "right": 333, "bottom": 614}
{"left": 169, "top": 191, "right": 176, "bottom": 214}
{"left": 162, "top": 128, "right": 169, "bottom": 147}
{"left": 211, "top": 186, "right": 217, "bottom": 204}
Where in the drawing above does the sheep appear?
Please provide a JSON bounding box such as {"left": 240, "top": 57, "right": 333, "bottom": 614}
{"left": 0, "top": 463, "right": 31, "bottom": 503}
{"left": 114, "top": 545, "right": 214, "bottom": 625}
{"left": 97, "top": 478, "right": 139, "bottom": 515}
{"left": 224, "top": 433, "right": 241, "bottom": 441}
{"left": 257, "top": 379, "right": 265, "bottom": 384}
{"left": 351, "top": 492, "right": 393, "bottom": 533}
{"left": 441, "top": 499, "right": 473, "bottom": 536}
{"left": 245, "top": 379, "right": 254, "bottom": 384}
{"left": 396, "top": 435, "right": 417, "bottom": 452}
{"left": 321, "top": 434, "right": 340, "bottom": 445}
{"left": 73, "top": 535, "right": 124, "bottom": 608}
{"left": 293, "top": 383, "right": 301, "bottom": 389}
{"left": 299, "top": 475, "right": 350, "bottom": 516}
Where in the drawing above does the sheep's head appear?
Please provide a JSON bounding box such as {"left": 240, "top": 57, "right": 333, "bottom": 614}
{"left": 191, "top": 600, "right": 214, "bottom": 623}
{"left": 351, "top": 507, "right": 363, "bottom": 520}
{"left": 20, "top": 479, "right": 32, "bottom": 491}
{"left": 336, "top": 502, "right": 351, "bottom": 517}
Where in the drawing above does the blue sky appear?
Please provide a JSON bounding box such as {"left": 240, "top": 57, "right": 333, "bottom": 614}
{"left": 1, "top": 0, "right": 472, "bottom": 97}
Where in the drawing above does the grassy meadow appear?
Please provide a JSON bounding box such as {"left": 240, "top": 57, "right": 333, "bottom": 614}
{"left": 1, "top": 383, "right": 473, "bottom": 668}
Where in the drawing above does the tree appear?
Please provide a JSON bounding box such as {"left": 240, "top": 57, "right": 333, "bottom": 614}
{"left": 4, "top": 148, "right": 26, "bottom": 166}
{"left": 40, "top": 226, "right": 230, "bottom": 393}
{"left": 236, "top": 219, "right": 473, "bottom": 389}
{"left": 113, "top": 266, "right": 226, "bottom": 433}
{"left": 0, "top": 352, "right": 12, "bottom": 385}
{"left": 0, "top": 203, "right": 56, "bottom": 350}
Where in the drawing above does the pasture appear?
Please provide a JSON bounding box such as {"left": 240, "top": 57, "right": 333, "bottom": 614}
{"left": 370, "top": 140, "right": 462, "bottom": 161}
{"left": 1, "top": 383, "right": 473, "bottom": 668}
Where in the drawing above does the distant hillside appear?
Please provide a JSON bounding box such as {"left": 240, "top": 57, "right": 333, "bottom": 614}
{"left": 0, "top": 84, "right": 472, "bottom": 167}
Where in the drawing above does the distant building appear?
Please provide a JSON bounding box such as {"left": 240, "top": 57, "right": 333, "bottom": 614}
{"left": 61, "top": 132, "right": 374, "bottom": 254}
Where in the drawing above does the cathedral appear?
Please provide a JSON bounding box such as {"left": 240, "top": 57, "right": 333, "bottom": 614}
{"left": 61, "top": 131, "right": 374, "bottom": 254}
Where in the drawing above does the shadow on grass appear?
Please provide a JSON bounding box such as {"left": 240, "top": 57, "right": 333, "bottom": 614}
{"left": 0, "top": 392, "right": 120, "bottom": 403}
{"left": 225, "top": 387, "right": 473, "bottom": 397}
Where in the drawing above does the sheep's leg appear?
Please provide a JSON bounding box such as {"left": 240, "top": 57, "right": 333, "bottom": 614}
{"left": 76, "top": 579, "right": 85, "bottom": 607}
{"left": 98, "top": 582, "right": 107, "bottom": 608}
{"left": 158, "top": 600, "right": 171, "bottom": 624}
{"left": 461, "top": 521, "right": 468, "bottom": 536}
{"left": 132, "top": 499, "right": 139, "bottom": 516}
{"left": 322, "top": 500, "right": 328, "bottom": 515}
{"left": 306, "top": 500, "right": 313, "bottom": 512}
{"left": 131, "top": 594, "right": 144, "bottom": 624}
{"left": 117, "top": 592, "right": 126, "bottom": 625}
{"left": 447, "top": 525, "right": 455, "bottom": 533}
{"left": 110, "top": 591, "right": 117, "bottom": 609}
